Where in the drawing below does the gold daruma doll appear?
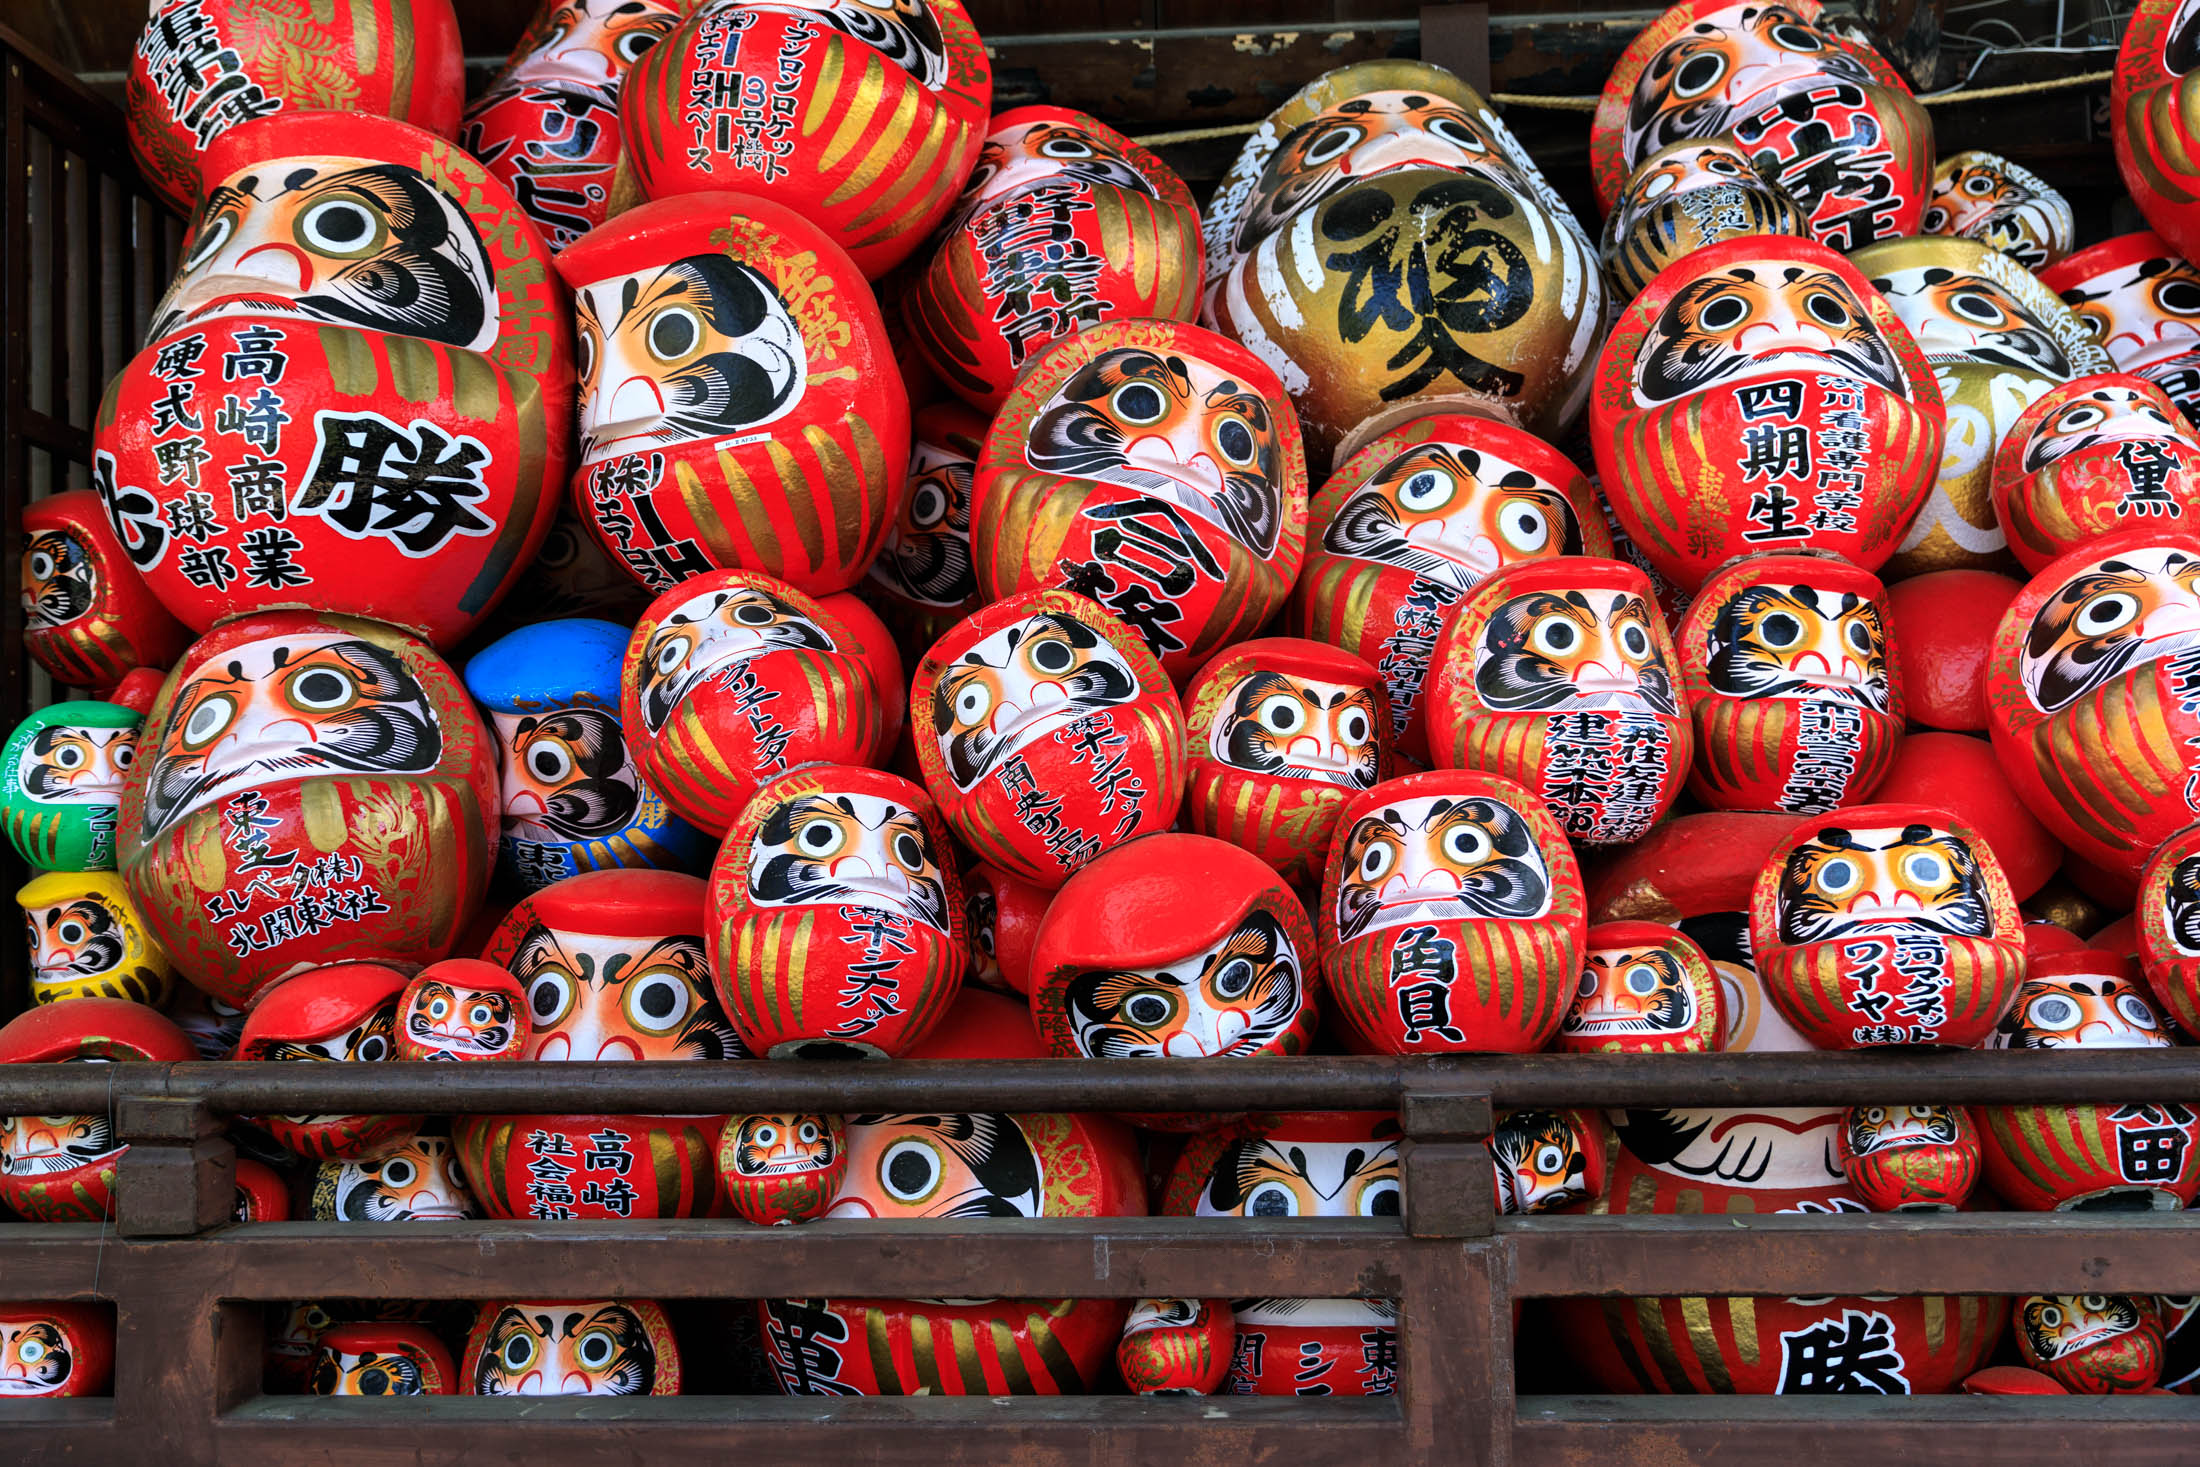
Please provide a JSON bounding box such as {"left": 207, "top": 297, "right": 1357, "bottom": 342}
{"left": 1748, "top": 803, "right": 2027, "bottom": 1049}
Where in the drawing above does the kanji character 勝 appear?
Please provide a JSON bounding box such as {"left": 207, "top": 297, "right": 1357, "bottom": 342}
{"left": 294, "top": 411, "right": 496, "bottom": 556}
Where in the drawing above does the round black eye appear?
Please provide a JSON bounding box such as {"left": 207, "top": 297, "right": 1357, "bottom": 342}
{"left": 1125, "top": 993, "right": 1172, "bottom": 1025}
{"left": 1258, "top": 694, "right": 1303, "bottom": 734}
{"left": 298, "top": 198, "right": 375, "bottom": 252}
{"left": 501, "top": 1334, "right": 535, "bottom": 1371}
{"left": 909, "top": 483, "right": 948, "bottom": 528}
{"left": 2161, "top": 279, "right": 2200, "bottom": 315}
{"left": 1626, "top": 965, "right": 1659, "bottom": 995}
{"left": 733, "top": 600, "right": 776, "bottom": 625}
{"left": 381, "top": 1159, "right": 415, "bottom": 1187}
{"left": 1964, "top": 175, "right": 1995, "bottom": 196}
{"left": 798, "top": 819, "right": 843, "bottom": 855}
{"left": 1530, "top": 617, "right": 1579, "bottom": 655}
{"left": 1302, "top": 124, "right": 1363, "bottom": 166}
{"left": 2031, "top": 996, "right": 2081, "bottom": 1030}
{"left": 882, "top": 1140, "right": 939, "bottom": 1201}
{"left": 1217, "top": 419, "right": 1255, "bottom": 464}
{"left": 1760, "top": 613, "right": 1803, "bottom": 648}
{"left": 1673, "top": 52, "right": 1727, "bottom": 98}
{"left": 576, "top": 332, "right": 596, "bottom": 382}
{"left": 54, "top": 745, "right": 83, "bottom": 768}
{"left": 1111, "top": 383, "right": 1166, "bottom": 424}
{"left": 894, "top": 832, "right": 926, "bottom": 871}
{"left": 58, "top": 922, "right": 86, "bottom": 944}
{"left": 112, "top": 743, "right": 134, "bottom": 769}
{"left": 1361, "top": 1181, "right": 1401, "bottom": 1217}
{"left": 615, "top": 29, "right": 655, "bottom": 62}
{"left": 1949, "top": 290, "right": 2004, "bottom": 324}
{"left": 529, "top": 744, "right": 572, "bottom": 782}
{"left": 576, "top": 1330, "right": 616, "bottom": 1368}
{"left": 290, "top": 669, "right": 354, "bottom": 710}
{"left": 184, "top": 213, "right": 235, "bottom": 268}
{"left": 1699, "top": 293, "right": 1749, "bottom": 331}
{"left": 629, "top": 973, "right": 688, "bottom": 1031}
{"left": 28, "top": 553, "right": 53, "bottom": 579}
{"left": 1213, "top": 958, "right": 1255, "bottom": 999}
{"left": 2116, "top": 994, "right": 2160, "bottom": 1029}
{"left": 354, "top": 1035, "right": 388, "bottom": 1063}
{"left": 1922, "top": 206, "right": 1949, "bottom": 232}
{"left": 1340, "top": 708, "right": 1370, "bottom": 744}
{"left": 648, "top": 308, "right": 699, "bottom": 359}
{"left": 1040, "top": 136, "right": 1094, "bottom": 158}
{"left": 358, "top": 1367, "right": 390, "bottom": 1396}
{"left": 1247, "top": 1182, "right": 1296, "bottom": 1217}
{"left": 1805, "top": 292, "right": 1852, "bottom": 327}
{"left": 1847, "top": 620, "right": 1874, "bottom": 653}
{"left": 1031, "top": 638, "right": 1074, "bottom": 674}
{"left": 1770, "top": 22, "right": 1824, "bottom": 49}
{"left": 2076, "top": 592, "right": 2142, "bottom": 635}
{"left": 1619, "top": 622, "right": 1651, "bottom": 658}
{"left": 1428, "top": 116, "right": 1483, "bottom": 150}
{"left": 528, "top": 973, "right": 574, "bottom": 1023}
{"left": 2058, "top": 405, "right": 2105, "bottom": 432}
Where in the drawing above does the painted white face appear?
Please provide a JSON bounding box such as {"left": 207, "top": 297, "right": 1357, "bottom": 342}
{"left": 573, "top": 255, "right": 807, "bottom": 464}
{"left": 933, "top": 611, "right": 1141, "bottom": 791}
{"left": 951, "top": 116, "right": 1157, "bottom": 223}
{"left": 1322, "top": 439, "right": 1582, "bottom": 591}
{"left": 0, "top": 1111, "right": 120, "bottom": 1178}
{"left": 1992, "top": 972, "right": 2173, "bottom": 1050}
{"left": 0, "top": 1317, "right": 77, "bottom": 1396}
{"left": 1632, "top": 260, "right": 1906, "bottom": 408}
{"left": 1704, "top": 581, "right": 1892, "bottom": 710}
{"left": 1617, "top": 1105, "right": 1851, "bottom": 1194}
{"left": 1775, "top": 822, "right": 1993, "bottom": 944}
{"left": 508, "top": 925, "right": 738, "bottom": 1063}
{"left": 329, "top": 1136, "right": 480, "bottom": 1221}
{"left": 2019, "top": 544, "right": 2200, "bottom": 713}
{"left": 1472, "top": 584, "right": 1678, "bottom": 714}
{"left": 1062, "top": 909, "right": 1304, "bottom": 1059}
{"left": 1565, "top": 944, "right": 1700, "bottom": 1036}
{"left": 749, "top": 0, "right": 951, "bottom": 90}
{"left": 1333, "top": 792, "right": 1554, "bottom": 942}
{"left": 506, "top": 0, "right": 680, "bottom": 88}
{"left": 634, "top": 584, "right": 836, "bottom": 733}
{"left": 1210, "top": 671, "right": 1381, "bottom": 788}
{"left": 2058, "top": 254, "right": 2200, "bottom": 371}
{"left": 2021, "top": 386, "right": 2193, "bottom": 471}
{"left": 492, "top": 706, "right": 640, "bottom": 846}
{"left": 16, "top": 726, "right": 135, "bottom": 805}
{"left": 143, "top": 632, "right": 442, "bottom": 840}
{"left": 1868, "top": 264, "right": 2072, "bottom": 375}
{"left": 1122, "top": 1298, "right": 1209, "bottom": 1338}
{"left": 403, "top": 980, "right": 522, "bottom": 1058}
{"left": 26, "top": 893, "right": 130, "bottom": 990}
{"left": 745, "top": 788, "right": 950, "bottom": 931}
{"left": 1622, "top": 2, "right": 1874, "bottom": 166}
{"left": 1195, "top": 1134, "right": 1401, "bottom": 1218}
{"left": 148, "top": 154, "right": 499, "bottom": 351}
{"left": 1231, "top": 1297, "right": 1398, "bottom": 1329}
{"left": 825, "top": 1113, "right": 1043, "bottom": 1220}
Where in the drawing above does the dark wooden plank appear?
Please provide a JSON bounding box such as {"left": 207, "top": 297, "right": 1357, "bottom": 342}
{"left": 1507, "top": 1214, "right": 2200, "bottom": 1298}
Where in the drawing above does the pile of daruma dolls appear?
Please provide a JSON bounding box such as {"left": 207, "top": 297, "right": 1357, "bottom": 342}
{"left": 9, "top": 0, "right": 2200, "bottom": 1408}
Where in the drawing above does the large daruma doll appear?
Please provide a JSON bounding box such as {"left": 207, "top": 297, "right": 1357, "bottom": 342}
{"left": 1986, "top": 529, "right": 2200, "bottom": 885}
{"left": 117, "top": 611, "right": 498, "bottom": 1009}
{"left": 559, "top": 192, "right": 909, "bottom": 598}
{"left": 619, "top": 0, "right": 992, "bottom": 279}
{"left": 707, "top": 763, "right": 968, "bottom": 1059}
{"left": 911, "top": 590, "right": 1186, "bottom": 889}
{"left": 972, "top": 318, "right": 1308, "bottom": 681}
{"left": 2113, "top": 0, "right": 2200, "bottom": 269}
{"left": 1318, "top": 769, "right": 1585, "bottom": 1054}
{"left": 1677, "top": 554, "right": 1905, "bottom": 814}
{"left": 1591, "top": 236, "right": 1946, "bottom": 593}
{"left": 98, "top": 110, "right": 570, "bottom": 650}
{"left": 1424, "top": 556, "right": 1692, "bottom": 846}
{"left": 1749, "top": 804, "right": 2027, "bottom": 1049}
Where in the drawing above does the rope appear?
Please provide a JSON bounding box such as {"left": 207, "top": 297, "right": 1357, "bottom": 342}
{"left": 1128, "top": 68, "right": 2117, "bottom": 144}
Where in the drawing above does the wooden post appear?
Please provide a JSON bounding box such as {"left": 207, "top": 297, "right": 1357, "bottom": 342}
{"left": 1401, "top": 1085, "right": 1495, "bottom": 1239}
{"left": 1421, "top": 4, "right": 1492, "bottom": 98}
{"left": 116, "top": 1095, "right": 232, "bottom": 1237}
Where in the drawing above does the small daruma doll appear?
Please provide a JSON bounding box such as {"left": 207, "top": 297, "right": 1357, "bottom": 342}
{"left": 2139, "top": 822, "right": 2200, "bottom": 1033}
{"left": 0, "top": 999, "right": 195, "bottom": 1222}
{"left": 2018, "top": 1295, "right": 2166, "bottom": 1394}
{"left": 1838, "top": 1104, "right": 1982, "bottom": 1212}
{"left": 1026, "top": 833, "right": 1319, "bottom": 1100}
{"left": 619, "top": 0, "right": 991, "bottom": 278}
{"left": 394, "top": 959, "right": 529, "bottom": 1062}
{"left": 1986, "top": 530, "right": 2200, "bottom": 884}
{"left": 0, "top": 1303, "right": 114, "bottom": 1397}
{"left": 1116, "top": 1299, "right": 1234, "bottom": 1396}
{"left": 972, "top": 318, "right": 1309, "bottom": 680}
{"left": 1922, "top": 151, "right": 2076, "bottom": 272}
{"left": 19, "top": 489, "right": 188, "bottom": 693}
{"left": 1491, "top": 1108, "right": 1605, "bottom": 1216}
{"left": 912, "top": 590, "right": 1186, "bottom": 890}
{"left": 1181, "top": 638, "right": 1390, "bottom": 885}
{"left": 235, "top": 962, "right": 422, "bottom": 1163}
{"left": 559, "top": 193, "right": 909, "bottom": 597}
{"left": 311, "top": 1322, "right": 456, "bottom": 1396}
{"left": 717, "top": 1113, "right": 846, "bottom": 1226}
{"left": 1677, "top": 554, "right": 1905, "bottom": 814}
{"left": 1319, "top": 770, "right": 1586, "bottom": 1054}
{"left": 466, "top": 618, "right": 706, "bottom": 889}
{"left": 100, "top": 111, "right": 570, "bottom": 649}
{"left": 1555, "top": 921, "right": 1724, "bottom": 1054}
{"left": 1601, "top": 139, "right": 1808, "bottom": 300}
{"left": 312, "top": 1134, "right": 480, "bottom": 1221}
{"left": 459, "top": 0, "right": 683, "bottom": 251}
{"left": 1992, "top": 375, "right": 2200, "bottom": 574}
{"left": 2, "top": 701, "right": 143, "bottom": 872}
{"left": 620, "top": 569, "right": 886, "bottom": 838}
{"left": 1591, "top": 236, "right": 1947, "bottom": 593}
{"left": 1163, "top": 1112, "right": 1402, "bottom": 1396}
{"left": 1425, "top": 557, "right": 1692, "bottom": 845}
{"left": 861, "top": 402, "right": 990, "bottom": 657}
{"left": 1285, "top": 413, "right": 1613, "bottom": 763}
{"left": 117, "top": 611, "right": 499, "bottom": 1009}
{"left": 706, "top": 764, "right": 968, "bottom": 1059}
{"left": 463, "top": 1300, "right": 680, "bottom": 1396}
{"left": 18, "top": 872, "right": 175, "bottom": 1008}
{"left": 1749, "top": 805, "right": 2026, "bottom": 1049}
{"left": 905, "top": 107, "right": 1204, "bottom": 413}
{"left": 1980, "top": 952, "right": 2199, "bottom": 1211}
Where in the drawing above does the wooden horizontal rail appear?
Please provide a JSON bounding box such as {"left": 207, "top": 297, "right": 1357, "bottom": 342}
{"left": 8, "top": 1052, "right": 2200, "bottom": 1116}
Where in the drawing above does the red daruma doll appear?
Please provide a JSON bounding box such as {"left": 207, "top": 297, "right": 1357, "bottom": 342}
{"left": 234, "top": 962, "right": 422, "bottom": 1163}
{"left": 1424, "top": 557, "right": 1693, "bottom": 846}
{"left": 1748, "top": 804, "right": 2027, "bottom": 1049}
{"left": 620, "top": 0, "right": 992, "bottom": 279}
{"left": 117, "top": 611, "right": 498, "bottom": 1010}
{"left": 1285, "top": 413, "right": 1612, "bottom": 763}
{"left": 0, "top": 999, "right": 195, "bottom": 1223}
{"left": 620, "top": 569, "right": 886, "bottom": 838}
{"left": 904, "top": 107, "right": 1204, "bottom": 413}
{"left": 1319, "top": 770, "right": 1586, "bottom": 1054}
{"left": 911, "top": 590, "right": 1186, "bottom": 890}
{"left": 99, "top": 111, "right": 571, "bottom": 651}
{"left": 2138, "top": 823, "right": 2200, "bottom": 1033}
{"left": 706, "top": 764, "right": 968, "bottom": 1059}
{"left": 1555, "top": 921, "right": 1725, "bottom": 1055}
{"left": 2114, "top": 0, "right": 2200, "bottom": 268}
{"left": 559, "top": 192, "right": 909, "bottom": 598}
{"left": 1991, "top": 375, "right": 2200, "bottom": 574}
{"left": 973, "top": 318, "right": 1309, "bottom": 681}
{"left": 20, "top": 490, "right": 188, "bottom": 693}
{"left": 1590, "top": 235, "right": 1946, "bottom": 593}
{"left": 1986, "top": 529, "right": 2200, "bottom": 885}
{"left": 1676, "top": 554, "right": 1905, "bottom": 814}
{"left": 1180, "top": 638, "right": 1391, "bottom": 886}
